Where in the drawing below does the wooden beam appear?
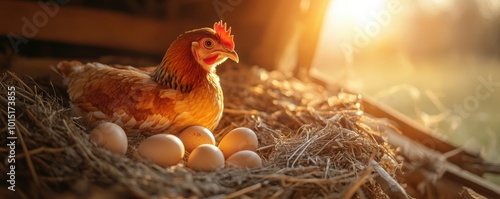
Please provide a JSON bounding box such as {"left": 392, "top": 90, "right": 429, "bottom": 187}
{"left": 386, "top": 125, "right": 500, "bottom": 198}
{"left": 0, "top": 1, "right": 197, "bottom": 55}
{"left": 249, "top": 0, "right": 301, "bottom": 71}
{"left": 360, "top": 94, "right": 495, "bottom": 175}
{"left": 294, "top": 0, "right": 331, "bottom": 80}
{"left": 443, "top": 165, "right": 500, "bottom": 199}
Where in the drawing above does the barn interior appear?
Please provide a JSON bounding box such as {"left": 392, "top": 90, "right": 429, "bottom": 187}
{"left": 1, "top": 0, "right": 500, "bottom": 198}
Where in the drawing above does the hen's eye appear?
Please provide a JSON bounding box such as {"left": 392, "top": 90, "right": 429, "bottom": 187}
{"left": 203, "top": 39, "right": 214, "bottom": 49}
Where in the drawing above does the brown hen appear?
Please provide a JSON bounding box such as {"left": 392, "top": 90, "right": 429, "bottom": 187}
{"left": 54, "top": 21, "right": 239, "bottom": 135}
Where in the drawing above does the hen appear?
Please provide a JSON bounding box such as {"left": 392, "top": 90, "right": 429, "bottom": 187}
{"left": 54, "top": 21, "right": 239, "bottom": 135}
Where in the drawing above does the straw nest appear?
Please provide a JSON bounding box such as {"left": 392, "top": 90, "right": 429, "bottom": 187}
{"left": 0, "top": 65, "right": 406, "bottom": 198}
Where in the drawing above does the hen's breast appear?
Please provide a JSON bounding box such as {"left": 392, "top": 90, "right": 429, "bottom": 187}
{"left": 169, "top": 73, "right": 224, "bottom": 134}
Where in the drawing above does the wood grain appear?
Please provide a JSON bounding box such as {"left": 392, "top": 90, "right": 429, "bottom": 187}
{"left": 0, "top": 1, "right": 197, "bottom": 55}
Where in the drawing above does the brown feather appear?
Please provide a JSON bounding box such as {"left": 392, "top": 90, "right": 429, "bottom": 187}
{"left": 54, "top": 61, "right": 222, "bottom": 135}
{"left": 54, "top": 28, "right": 227, "bottom": 135}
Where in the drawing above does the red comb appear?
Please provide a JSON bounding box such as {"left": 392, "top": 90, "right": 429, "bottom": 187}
{"left": 214, "top": 20, "right": 235, "bottom": 51}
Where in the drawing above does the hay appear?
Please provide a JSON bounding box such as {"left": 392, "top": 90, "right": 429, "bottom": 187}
{"left": 0, "top": 65, "right": 405, "bottom": 198}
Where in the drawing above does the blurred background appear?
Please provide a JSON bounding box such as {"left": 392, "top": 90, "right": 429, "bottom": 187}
{"left": 311, "top": 0, "right": 500, "bottom": 184}
{"left": 1, "top": 0, "right": 499, "bottom": 185}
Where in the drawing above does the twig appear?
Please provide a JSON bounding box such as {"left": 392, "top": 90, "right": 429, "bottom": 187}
{"left": 268, "top": 188, "right": 285, "bottom": 199}
{"left": 251, "top": 174, "right": 342, "bottom": 184}
{"left": 372, "top": 160, "right": 409, "bottom": 199}
{"left": 343, "top": 167, "right": 372, "bottom": 199}
{"left": 224, "top": 108, "right": 262, "bottom": 115}
{"left": 8, "top": 71, "right": 34, "bottom": 93}
{"left": 16, "top": 146, "right": 67, "bottom": 158}
{"left": 26, "top": 108, "right": 47, "bottom": 131}
{"left": 15, "top": 122, "right": 40, "bottom": 186}
{"left": 225, "top": 183, "right": 262, "bottom": 199}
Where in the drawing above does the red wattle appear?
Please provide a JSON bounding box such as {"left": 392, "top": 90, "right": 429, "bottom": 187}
{"left": 203, "top": 55, "right": 218, "bottom": 65}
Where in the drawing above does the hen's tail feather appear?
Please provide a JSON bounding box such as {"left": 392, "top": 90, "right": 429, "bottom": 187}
{"left": 52, "top": 60, "right": 85, "bottom": 78}
{"left": 52, "top": 61, "right": 85, "bottom": 86}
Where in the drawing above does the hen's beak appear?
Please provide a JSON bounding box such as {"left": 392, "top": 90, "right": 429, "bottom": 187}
{"left": 219, "top": 49, "right": 239, "bottom": 63}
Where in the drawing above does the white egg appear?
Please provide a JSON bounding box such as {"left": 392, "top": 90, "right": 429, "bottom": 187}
{"left": 90, "top": 122, "right": 128, "bottom": 154}
{"left": 179, "top": 126, "right": 215, "bottom": 153}
{"left": 218, "top": 127, "right": 258, "bottom": 159}
{"left": 138, "top": 134, "right": 185, "bottom": 167}
{"left": 187, "top": 144, "right": 224, "bottom": 171}
{"left": 226, "top": 150, "right": 262, "bottom": 168}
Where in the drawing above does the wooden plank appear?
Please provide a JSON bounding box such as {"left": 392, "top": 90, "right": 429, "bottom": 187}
{"left": 360, "top": 94, "right": 496, "bottom": 176}
{"left": 444, "top": 164, "right": 500, "bottom": 199}
{"left": 294, "top": 0, "right": 331, "bottom": 80}
{"left": 386, "top": 126, "right": 500, "bottom": 198}
{"left": 460, "top": 187, "right": 488, "bottom": 199}
{"left": 0, "top": 1, "right": 197, "bottom": 55}
{"left": 249, "top": 0, "right": 300, "bottom": 71}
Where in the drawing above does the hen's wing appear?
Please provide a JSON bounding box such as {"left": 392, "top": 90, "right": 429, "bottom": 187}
{"left": 54, "top": 61, "right": 182, "bottom": 134}
{"left": 111, "top": 64, "right": 157, "bottom": 74}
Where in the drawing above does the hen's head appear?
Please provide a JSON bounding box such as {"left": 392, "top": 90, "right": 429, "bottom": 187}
{"left": 190, "top": 21, "right": 239, "bottom": 72}
{"left": 154, "top": 21, "right": 238, "bottom": 91}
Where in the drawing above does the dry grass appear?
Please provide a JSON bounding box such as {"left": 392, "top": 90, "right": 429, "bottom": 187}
{"left": 0, "top": 65, "right": 406, "bottom": 198}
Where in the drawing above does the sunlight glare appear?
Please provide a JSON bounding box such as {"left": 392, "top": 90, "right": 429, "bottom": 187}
{"left": 327, "top": 0, "right": 387, "bottom": 26}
